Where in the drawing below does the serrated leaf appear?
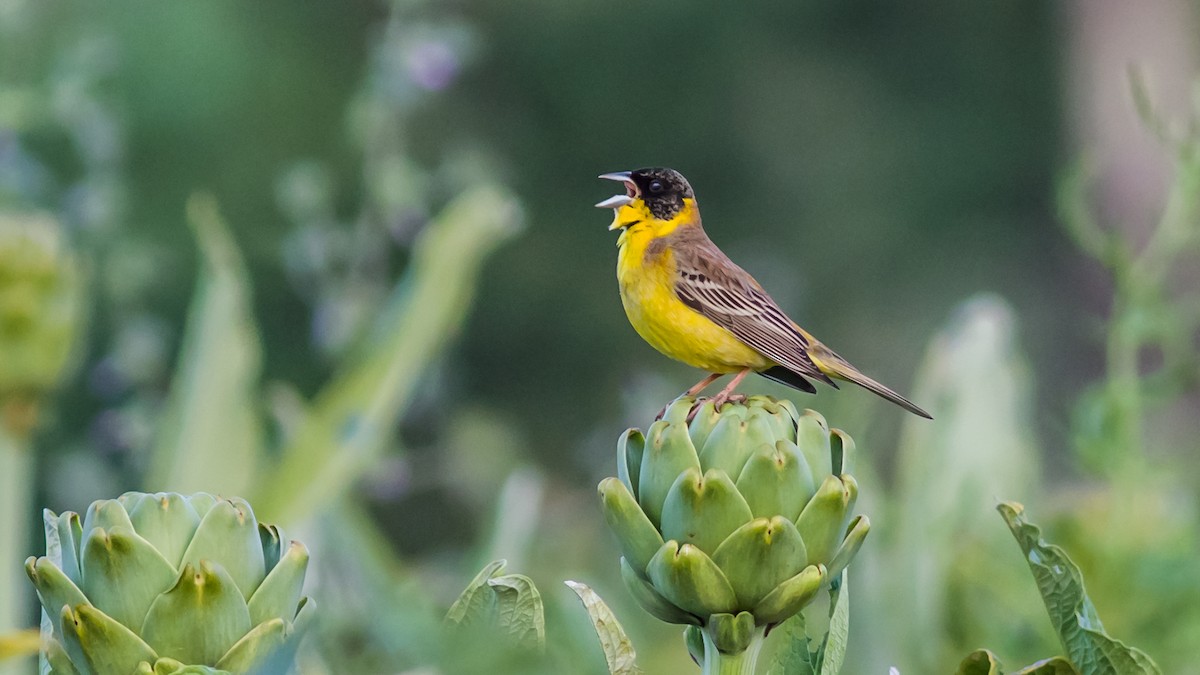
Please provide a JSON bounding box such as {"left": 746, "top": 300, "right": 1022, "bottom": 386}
{"left": 998, "top": 502, "right": 1161, "bottom": 675}
{"left": 1014, "top": 656, "right": 1077, "bottom": 674}
{"left": 445, "top": 560, "right": 506, "bottom": 627}
{"left": 956, "top": 649, "right": 1004, "bottom": 675}
{"left": 565, "top": 581, "right": 642, "bottom": 675}
{"left": 487, "top": 574, "right": 545, "bottom": 650}
{"left": 765, "top": 612, "right": 818, "bottom": 675}
{"left": 445, "top": 560, "right": 544, "bottom": 651}
{"left": 820, "top": 572, "right": 849, "bottom": 675}
{"left": 767, "top": 571, "right": 848, "bottom": 675}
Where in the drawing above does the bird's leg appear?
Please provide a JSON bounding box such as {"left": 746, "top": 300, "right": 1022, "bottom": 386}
{"left": 685, "top": 373, "right": 722, "bottom": 397}
{"left": 657, "top": 373, "right": 723, "bottom": 421}
{"left": 708, "top": 368, "right": 751, "bottom": 411}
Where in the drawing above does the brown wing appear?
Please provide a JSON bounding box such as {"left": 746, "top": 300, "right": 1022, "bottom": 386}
{"left": 671, "top": 235, "right": 833, "bottom": 386}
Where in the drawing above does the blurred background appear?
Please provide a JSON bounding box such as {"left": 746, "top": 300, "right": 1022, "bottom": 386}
{"left": 1, "top": 0, "right": 1198, "bottom": 673}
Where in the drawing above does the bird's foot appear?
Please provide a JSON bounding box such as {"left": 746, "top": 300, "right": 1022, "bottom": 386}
{"left": 707, "top": 391, "right": 747, "bottom": 413}
{"left": 683, "top": 394, "right": 747, "bottom": 423}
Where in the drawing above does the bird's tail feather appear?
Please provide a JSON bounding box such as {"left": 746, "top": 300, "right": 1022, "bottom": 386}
{"left": 808, "top": 348, "right": 933, "bottom": 419}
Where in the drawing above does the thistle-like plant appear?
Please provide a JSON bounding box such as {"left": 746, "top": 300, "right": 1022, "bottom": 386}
{"left": 598, "top": 396, "right": 867, "bottom": 673}
{"left": 25, "top": 492, "right": 313, "bottom": 675}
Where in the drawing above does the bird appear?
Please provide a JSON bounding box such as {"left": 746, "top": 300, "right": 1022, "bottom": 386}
{"left": 596, "top": 167, "right": 932, "bottom": 419}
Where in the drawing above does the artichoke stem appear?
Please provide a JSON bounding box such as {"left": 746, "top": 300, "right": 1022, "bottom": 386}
{"left": 701, "top": 626, "right": 765, "bottom": 675}
{"left": 0, "top": 412, "right": 34, "bottom": 675}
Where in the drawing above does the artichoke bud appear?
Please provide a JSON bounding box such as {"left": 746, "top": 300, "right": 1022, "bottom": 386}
{"left": 0, "top": 211, "right": 82, "bottom": 404}
{"left": 598, "top": 397, "right": 869, "bottom": 653}
{"left": 830, "top": 428, "right": 855, "bottom": 476}
{"left": 826, "top": 515, "right": 870, "bottom": 581}
{"left": 637, "top": 419, "right": 701, "bottom": 528}
{"left": 620, "top": 557, "right": 700, "bottom": 626}
{"left": 26, "top": 492, "right": 313, "bottom": 674}
{"left": 707, "top": 611, "right": 756, "bottom": 654}
{"left": 616, "top": 428, "right": 645, "bottom": 498}
{"left": 795, "top": 475, "right": 852, "bottom": 566}
{"left": 599, "top": 477, "right": 664, "bottom": 574}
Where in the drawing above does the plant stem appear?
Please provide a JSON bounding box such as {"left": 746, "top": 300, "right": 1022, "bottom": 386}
{"left": 701, "top": 628, "right": 764, "bottom": 675}
{"left": 0, "top": 403, "right": 35, "bottom": 675}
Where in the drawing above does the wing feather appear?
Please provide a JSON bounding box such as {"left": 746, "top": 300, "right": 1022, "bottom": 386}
{"left": 672, "top": 240, "right": 832, "bottom": 384}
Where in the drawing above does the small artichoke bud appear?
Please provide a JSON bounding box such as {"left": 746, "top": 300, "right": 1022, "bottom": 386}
{"left": 26, "top": 492, "right": 314, "bottom": 673}
{"left": 599, "top": 396, "right": 869, "bottom": 653}
{"left": 0, "top": 211, "right": 82, "bottom": 427}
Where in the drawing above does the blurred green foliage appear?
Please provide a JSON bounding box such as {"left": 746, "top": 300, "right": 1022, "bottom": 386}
{"left": 0, "top": 0, "right": 1198, "bottom": 673}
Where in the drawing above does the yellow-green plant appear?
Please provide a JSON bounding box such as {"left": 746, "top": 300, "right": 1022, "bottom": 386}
{"left": 0, "top": 211, "right": 83, "bottom": 674}
{"left": 599, "top": 396, "right": 866, "bottom": 674}
{"left": 26, "top": 492, "right": 312, "bottom": 674}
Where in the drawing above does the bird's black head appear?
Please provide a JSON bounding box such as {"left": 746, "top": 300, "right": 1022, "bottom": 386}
{"left": 596, "top": 167, "right": 695, "bottom": 221}
{"left": 629, "top": 167, "right": 694, "bottom": 220}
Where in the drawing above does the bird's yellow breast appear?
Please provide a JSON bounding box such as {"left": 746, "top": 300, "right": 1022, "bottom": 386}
{"left": 614, "top": 207, "right": 770, "bottom": 373}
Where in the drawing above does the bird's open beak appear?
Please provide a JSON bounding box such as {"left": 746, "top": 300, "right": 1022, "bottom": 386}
{"left": 595, "top": 171, "right": 636, "bottom": 211}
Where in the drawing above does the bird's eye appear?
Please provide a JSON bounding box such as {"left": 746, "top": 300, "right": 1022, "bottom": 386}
{"left": 649, "top": 179, "right": 664, "bottom": 194}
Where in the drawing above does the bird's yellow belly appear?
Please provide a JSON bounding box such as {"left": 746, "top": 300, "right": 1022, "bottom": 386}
{"left": 618, "top": 262, "right": 770, "bottom": 373}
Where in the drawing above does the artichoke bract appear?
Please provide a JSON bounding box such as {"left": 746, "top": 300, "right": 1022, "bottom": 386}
{"left": 599, "top": 396, "right": 868, "bottom": 654}
{"left": 25, "top": 492, "right": 314, "bottom": 675}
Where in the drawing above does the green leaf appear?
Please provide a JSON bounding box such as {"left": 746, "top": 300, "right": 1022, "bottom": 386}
{"left": 445, "top": 560, "right": 506, "bottom": 627}
{"left": 997, "top": 502, "right": 1161, "bottom": 675}
{"left": 956, "top": 649, "right": 1004, "bottom": 675}
{"left": 148, "top": 194, "right": 266, "bottom": 497}
{"left": 486, "top": 574, "right": 545, "bottom": 650}
{"left": 253, "top": 185, "right": 522, "bottom": 524}
{"left": 820, "top": 572, "right": 849, "bottom": 675}
{"left": 1014, "top": 657, "right": 1078, "bottom": 674}
{"left": 765, "top": 570, "right": 844, "bottom": 675}
{"left": 765, "top": 612, "right": 818, "bottom": 675}
{"left": 140, "top": 562, "right": 252, "bottom": 666}
{"left": 684, "top": 626, "right": 704, "bottom": 667}
{"left": 564, "top": 581, "right": 642, "bottom": 675}
{"left": 445, "top": 561, "right": 545, "bottom": 651}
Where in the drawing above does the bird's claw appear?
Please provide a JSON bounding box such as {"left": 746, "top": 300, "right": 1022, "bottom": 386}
{"left": 683, "top": 394, "right": 746, "bottom": 423}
